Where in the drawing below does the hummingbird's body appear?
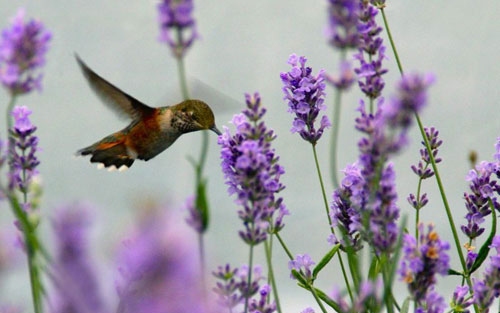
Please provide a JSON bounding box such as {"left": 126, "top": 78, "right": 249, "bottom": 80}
{"left": 75, "top": 55, "right": 221, "bottom": 171}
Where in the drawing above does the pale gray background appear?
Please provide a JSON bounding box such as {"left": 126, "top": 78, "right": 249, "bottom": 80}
{"left": 1, "top": 1, "right": 500, "bottom": 312}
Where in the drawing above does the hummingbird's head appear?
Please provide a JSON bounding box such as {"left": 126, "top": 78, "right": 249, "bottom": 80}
{"left": 173, "top": 100, "right": 221, "bottom": 135}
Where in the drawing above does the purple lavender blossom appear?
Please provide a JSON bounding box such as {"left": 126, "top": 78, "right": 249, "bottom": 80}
{"left": 184, "top": 194, "right": 204, "bottom": 233}
{"left": 248, "top": 284, "right": 276, "bottom": 313}
{"left": 329, "top": 162, "right": 364, "bottom": 250}
{"left": 288, "top": 254, "right": 315, "bottom": 281}
{"left": 399, "top": 223, "right": 450, "bottom": 304}
{"left": 50, "top": 203, "right": 107, "bottom": 313}
{"left": 331, "top": 73, "right": 433, "bottom": 255}
{"left": 116, "top": 209, "right": 210, "bottom": 313}
{"left": 212, "top": 264, "right": 263, "bottom": 311}
{"left": 326, "top": 0, "right": 360, "bottom": 49}
{"left": 280, "top": 54, "right": 331, "bottom": 145}
{"left": 411, "top": 127, "right": 442, "bottom": 180}
{"left": 450, "top": 285, "right": 472, "bottom": 313}
{"left": 218, "top": 92, "right": 288, "bottom": 245}
{"left": 354, "top": 1, "right": 387, "bottom": 99}
{"left": 415, "top": 290, "right": 446, "bottom": 313}
{"left": 301, "top": 308, "right": 315, "bottom": 313}
{"left": 472, "top": 235, "right": 500, "bottom": 312}
{"left": 0, "top": 9, "right": 51, "bottom": 95}
{"left": 8, "top": 106, "right": 40, "bottom": 195}
{"left": 157, "top": 0, "right": 198, "bottom": 58}
{"left": 325, "top": 60, "right": 355, "bottom": 91}
{"left": 382, "top": 73, "right": 435, "bottom": 131}
{"left": 461, "top": 154, "right": 500, "bottom": 240}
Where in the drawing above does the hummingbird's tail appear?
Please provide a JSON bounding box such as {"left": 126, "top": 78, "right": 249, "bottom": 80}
{"left": 76, "top": 140, "right": 135, "bottom": 171}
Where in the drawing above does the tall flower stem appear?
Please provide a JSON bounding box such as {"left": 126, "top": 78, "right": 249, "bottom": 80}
{"left": 379, "top": 9, "right": 403, "bottom": 75}
{"left": 175, "top": 28, "right": 191, "bottom": 100}
{"left": 380, "top": 7, "right": 470, "bottom": 286}
{"left": 174, "top": 36, "right": 210, "bottom": 277}
{"left": 8, "top": 194, "right": 43, "bottom": 313}
{"left": 244, "top": 244, "right": 255, "bottom": 313}
{"left": 311, "top": 144, "right": 353, "bottom": 301}
{"left": 264, "top": 239, "right": 282, "bottom": 313}
{"left": 6, "top": 95, "right": 17, "bottom": 134}
{"left": 329, "top": 51, "right": 347, "bottom": 189}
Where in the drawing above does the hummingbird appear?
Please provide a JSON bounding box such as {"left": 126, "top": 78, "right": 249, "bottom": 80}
{"left": 75, "top": 55, "right": 221, "bottom": 171}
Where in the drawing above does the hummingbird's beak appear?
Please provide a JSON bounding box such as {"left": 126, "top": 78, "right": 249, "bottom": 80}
{"left": 210, "top": 125, "right": 222, "bottom": 136}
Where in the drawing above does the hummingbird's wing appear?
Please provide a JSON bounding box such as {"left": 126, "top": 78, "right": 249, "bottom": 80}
{"left": 75, "top": 54, "right": 155, "bottom": 120}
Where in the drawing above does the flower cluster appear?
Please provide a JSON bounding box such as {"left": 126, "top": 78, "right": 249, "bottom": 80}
{"left": 450, "top": 285, "right": 473, "bottom": 313}
{"left": 248, "top": 285, "right": 276, "bottom": 313}
{"left": 184, "top": 194, "right": 204, "bottom": 233}
{"left": 399, "top": 223, "right": 450, "bottom": 306}
{"left": 50, "top": 204, "right": 106, "bottom": 313}
{"left": 326, "top": 0, "right": 360, "bottom": 50}
{"left": 0, "top": 8, "right": 51, "bottom": 95}
{"left": 8, "top": 106, "right": 40, "bottom": 197}
{"left": 115, "top": 209, "right": 208, "bottom": 313}
{"left": 288, "top": 254, "right": 315, "bottom": 282}
{"left": 408, "top": 127, "right": 442, "bottom": 210}
{"left": 157, "top": 0, "right": 198, "bottom": 58}
{"left": 329, "top": 162, "right": 364, "bottom": 250}
{"left": 461, "top": 143, "right": 500, "bottom": 241}
{"left": 219, "top": 93, "right": 288, "bottom": 245}
{"left": 280, "top": 54, "right": 331, "bottom": 145}
{"left": 212, "top": 264, "right": 264, "bottom": 311}
{"left": 472, "top": 235, "right": 500, "bottom": 311}
{"left": 354, "top": 1, "right": 387, "bottom": 99}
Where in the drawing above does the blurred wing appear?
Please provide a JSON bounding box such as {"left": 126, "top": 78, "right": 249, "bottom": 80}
{"left": 75, "top": 54, "right": 155, "bottom": 119}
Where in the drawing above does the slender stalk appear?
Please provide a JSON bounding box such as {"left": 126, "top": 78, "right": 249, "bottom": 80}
{"left": 264, "top": 239, "right": 282, "bottom": 313}
{"left": 7, "top": 95, "right": 17, "bottom": 133}
{"left": 8, "top": 194, "right": 43, "bottom": 313}
{"left": 175, "top": 27, "right": 190, "bottom": 100}
{"left": 381, "top": 7, "right": 475, "bottom": 309}
{"left": 329, "top": 49, "right": 347, "bottom": 189}
{"left": 198, "top": 232, "right": 206, "bottom": 287}
{"left": 380, "top": 9, "right": 403, "bottom": 75}
{"left": 174, "top": 28, "right": 212, "bottom": 281}
{"left": 311, "top": 144, "right": 353, "bottom": 301}
{"left": 414, "top": 113, "right": 468, "bottom": 278}
{"left": 312, "top": 145, "right": 333, "bottom": 228}
{"left": 244, "top": 244, "right": 255, "bottom": 313}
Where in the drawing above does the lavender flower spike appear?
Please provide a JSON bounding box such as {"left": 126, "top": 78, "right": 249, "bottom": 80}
{"left": 354, "top": 1, "right": 387, "bottom": 99}
{"left": 50, "top": 204, "right": 107, "bottom": 313}
{"left": 8, "top": 106, "right": 40, "bottom": 195}
{"left": 157, "top": 0, "right": 198, "bottom": 58}
{"left": 472, "top": 235, "right": 500, "bottom": 312}
{"left": 116, "top": 209, "right": 210, "bottom": 313}
{"left": 0, "top": 8, "right": 52, "bottom": 95}
{"left": 280, "top": 54, "right": 331, "bottom": 145}
{"left": 398, "top": 223, "right": 450, "bottom": 304}
{"left": 218, "top": 92, "right": 288, "bottom": 245}
{"left": 326, "top": 0, "right": 360, "bottom": 50}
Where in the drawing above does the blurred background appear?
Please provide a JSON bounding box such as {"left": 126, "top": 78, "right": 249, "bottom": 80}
{"left": 1, "top": 0, "right": 500, "bottom": 311}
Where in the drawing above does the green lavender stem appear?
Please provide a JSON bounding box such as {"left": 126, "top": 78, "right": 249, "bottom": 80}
{"left": 244, "top": 243, "right": 255, "bottom": 313}
{"left": 8, "top": 194, "right": 43, "bottom": 313}
{"left": 7, "top": 95, "right": 16, "bottom": 133}
{"left": 264, "top": 239, "right": 282, "bottom": 313}
{"left": 311, "top": 144, "right": 353, "bottom": 301}
{"left": 329, "top": 49, "right": 347, "bottom": 189}
{"left": 379, "top": 4, "right": 473, "bottom": 296}
{"left": 174, "top": 28, "right": 211, "bottom": 278}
